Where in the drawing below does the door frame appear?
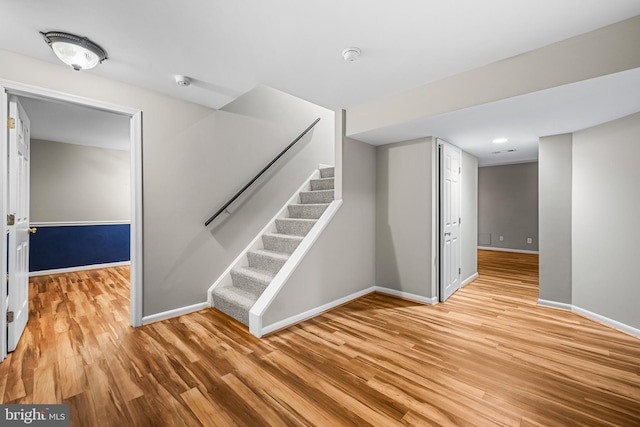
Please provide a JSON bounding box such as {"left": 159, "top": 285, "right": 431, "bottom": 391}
{"left": 1, "top": 80, "right": 143, "bottom": 361}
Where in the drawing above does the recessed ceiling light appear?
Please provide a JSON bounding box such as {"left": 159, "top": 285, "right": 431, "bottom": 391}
{"left": 41, "top": 31, "right": 107, "bottom": 71}
{"left": 492, "top": 138, "right": 508, "bottom": 144}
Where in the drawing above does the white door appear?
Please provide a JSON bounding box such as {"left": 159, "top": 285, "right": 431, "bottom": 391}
{"left": 439, "top": 141, "right": 461, "bottom": 302}
{"left": 7, "top": 96, "right": 31, "bottom": 352}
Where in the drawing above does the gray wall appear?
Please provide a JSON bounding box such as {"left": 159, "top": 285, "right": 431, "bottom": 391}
{"left": 30, "top": 139, "right": 130, "bottom": 223}
{"left": 539, "top": 134, "right": 572, "bottom": 304}
{"left": 572, "top": 112, "right": 640, "bottom": 329}
{"left": 263, "top": 137, "right": 376, "bottom": 325}
{"left": 375, "top": 138, "right": 436, "bottom": 299}
{"left": 142, "top": 85, "right": 334, "bottom": 316}
{"left": 478, "top": 162, "right": 539, "bottom": 251}
{"left": 461, "top": 151, "right": 478, "bottom": 283}
{"left": 375, "top": 138, "right": 478, "bottom": 299}
{"left": 0, "top": 49, "right": 335, "bottom": 317}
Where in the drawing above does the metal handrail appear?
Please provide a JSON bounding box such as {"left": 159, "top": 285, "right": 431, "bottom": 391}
{"left": 204, "top": 117, "right": 321, "bottom": 226}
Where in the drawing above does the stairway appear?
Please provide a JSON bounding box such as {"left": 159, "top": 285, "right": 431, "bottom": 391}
{"left": 211, "top": 167, "right": 335, "bottom": 325}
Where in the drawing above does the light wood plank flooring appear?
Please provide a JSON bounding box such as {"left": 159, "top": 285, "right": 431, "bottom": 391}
{"left": 1, "top": 251, "right": 639, "bottom": 426}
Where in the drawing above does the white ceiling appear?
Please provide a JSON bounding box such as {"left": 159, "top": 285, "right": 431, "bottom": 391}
{"left": 2, "top": 1, "right": 640, "bottom": 164}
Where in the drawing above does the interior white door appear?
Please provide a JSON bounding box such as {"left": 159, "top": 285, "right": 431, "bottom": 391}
{"left": 439, "top": 141, "right": 461, "bottom": 302}
{"left": 7, "top": 96, "right": 31, "bottom": 352}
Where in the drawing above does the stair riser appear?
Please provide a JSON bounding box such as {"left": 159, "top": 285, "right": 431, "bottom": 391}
{"left": 310, "top": 178, "right": 334, "bottom": 191}
{"left": 287, "top": 204, "right": 329, "bottom": 219}
{"left": 262, "top": 235, "right": 302, "bottom": 254}
{"left": 300, "top": 191, "right": 334, "bottom": 204}
{"left": 247, "top": 252, "right": 287, "bottom": 275}
{"left": 275, "top": 219, "right": 316, "bottom": 236}
{"left": 320, "top": 167, "right": 334, "bottom": 178}
{"left": 211, "top": 293, "right": 250, "bottom": 325}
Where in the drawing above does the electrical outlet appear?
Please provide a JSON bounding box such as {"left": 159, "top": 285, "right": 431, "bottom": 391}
{"left": 499, "top": 235, "right": 504, "bottom": 241}
{"left": 527, "top": 238, "right": 533, "bottom": 244}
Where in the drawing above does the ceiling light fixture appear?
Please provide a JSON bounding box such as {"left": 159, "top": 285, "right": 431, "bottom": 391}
{"left": 41, "top": 31, "right": 108, "bottom": 71}
{"left": 342, "top": 47, "right": 361, "bottom": 62}
{"left": 492, "top": 138, "right": 508, "bottom": 144}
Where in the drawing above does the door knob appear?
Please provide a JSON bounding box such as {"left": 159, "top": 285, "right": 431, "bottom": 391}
{"left": 28, "top": 227, "right": 37, "bottom": 234}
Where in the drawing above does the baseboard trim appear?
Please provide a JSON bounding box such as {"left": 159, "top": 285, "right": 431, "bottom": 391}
{"left": 537, "top": 298, "right": 573, "bottom": 311}
{"left": 257, "top": 286, "right": 439, "bottom": 338}
{"left": 572, "top": 305, "right": 640, "bottom": 338}
{"left": 29, "top": 261, "right": 131, "bottom": 277}
{"left": 258, "top": 286, "right": 376, "bottom": 337}
{"left": 478, "top": 246, "right": 539, "bottom": 255}
{"left": 462, "top": 272, "right": 479, "bottom": 287}
{"left": 538, "top": 299, "right": 640, "bottom": 338}
{"left": 374, "top": 287, "right": 438, "bottom": 304}
{"left": 142, "top": 302, "right": 209, "bottom": 325}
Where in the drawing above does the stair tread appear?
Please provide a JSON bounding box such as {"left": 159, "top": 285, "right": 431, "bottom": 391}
{"left": 276, "top": 218, "right": 317, "bottom": 223}
{"left": 249, "top": 248, "right": 289, "bottom": 260}
{"left": 288, "top": 203, "right": 330, "bottom": 207}
{"left": 263, "top": 232, "right": 304, "bottom": 240}
{"left": 232, "top": 266, "right": 275, "bottom": 282}
{"left": 301, "top": 189, "right": 333, "bottom": 193}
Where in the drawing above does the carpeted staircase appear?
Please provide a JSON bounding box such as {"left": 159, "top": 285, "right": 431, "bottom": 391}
{"left": 211, "top": 167, "right": 335, "bottom": 325}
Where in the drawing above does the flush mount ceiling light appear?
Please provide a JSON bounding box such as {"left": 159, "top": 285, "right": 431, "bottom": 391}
{"left": 492, "top": 138, "right": 508, "bottom": 144}
{"left": 342, "top": 47, "right": 361, "bottom": 62}
{"left": 41, "top": 31, "right": 108, "bottom": 71}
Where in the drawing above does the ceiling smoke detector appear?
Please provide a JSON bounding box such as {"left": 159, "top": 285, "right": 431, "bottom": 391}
{"left": 342, "top": 47, "right": 361, "bottom": 62}
{"left": 174, "top": 75, "right": 191, "bottom": 86}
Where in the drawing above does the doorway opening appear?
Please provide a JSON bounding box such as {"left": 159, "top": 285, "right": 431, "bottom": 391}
{"left": 1, "top": 81, "right": 143, "bottom": 362}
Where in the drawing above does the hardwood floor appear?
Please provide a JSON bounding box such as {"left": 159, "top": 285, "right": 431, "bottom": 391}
{"left": 1, "top": 251, "right": 639, "bottom": 426}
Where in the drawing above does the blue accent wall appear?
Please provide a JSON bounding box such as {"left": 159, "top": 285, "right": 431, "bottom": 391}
{"left": 29, "top": 224, "right": 130, "bottom": 272}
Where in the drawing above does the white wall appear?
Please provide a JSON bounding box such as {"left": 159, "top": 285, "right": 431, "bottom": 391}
{"left": 461, "top": 151, "right": 478, "bottom": 283}
{"left": 30, "top": 139, "right": 130, "bottom": 223}
{"left": 572, "top": 112, "right": 640, "bottom": 329}
{"left": 262, "top": 136, "right": 376, "bottom": 325}
{"left": 0, "top": 49, "right": 334, "bottom": 317}
{"left": 539, "top": 134, "right": 572, "bottom": 304}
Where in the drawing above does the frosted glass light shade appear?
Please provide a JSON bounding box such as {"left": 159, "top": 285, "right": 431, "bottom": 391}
{"left": 51, "top": 41, "right": 101, "bottom": 70}
{"left": 41, "top": 31, "right": 107, "bottom": 71}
